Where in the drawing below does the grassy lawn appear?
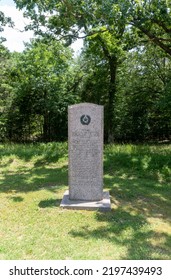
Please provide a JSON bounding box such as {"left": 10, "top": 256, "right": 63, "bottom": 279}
{"left": 0, "top": 142, "right": 171, "bottom": 260}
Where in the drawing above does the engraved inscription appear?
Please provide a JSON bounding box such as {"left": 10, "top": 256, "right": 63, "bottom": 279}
{"left": 68, "top": 103, "right": 103, "bottom": 201}
{"left": 70, "top": 130, "right": 101, "bottom": 181}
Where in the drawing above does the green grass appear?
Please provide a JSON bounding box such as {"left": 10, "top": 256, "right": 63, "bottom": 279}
{"left": 0, "top": 142, "right": 171, "bottom": 260}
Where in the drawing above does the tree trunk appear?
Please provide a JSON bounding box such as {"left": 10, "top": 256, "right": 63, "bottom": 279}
{"left": 106, "top": 55, "right": 117, "bottom": 143}
{"left": 97, "top": 36, "right": 118, "bottom": 143}
{"left": 43, "top": 113, "right": 49, "bottom": 142}
{"left": 43, "top": 89, "right": 50, "bottom": 142}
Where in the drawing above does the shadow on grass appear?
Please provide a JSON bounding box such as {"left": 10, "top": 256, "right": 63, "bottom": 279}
{"left": 0, "top": 143, "right": 68, "bottom": 193}
{"left": 0, "top": 165, "right": 68, "bottom": 193}
{"left": 38, "top": 198, "right": 61, "bottom": 208}
{"left": 105, "top": 176, "right": 171, "bottom": 222}
{"left": 104, "top": 144, "right": 171, "bottom": 181}
{"left": 103, "top": 144, "right": 171, "bottom": 220}
{"left": 68, "top": 145, "right": 171, "bottom": 259}
{"left": 0, "top": 143, "right": 170, "bottom": 259}
{"left": 69, "top": 208, "right": 171, "bottom": 259}
{"left": 10, "top": 196, "right": 24, "bottom": 202}
{"left": 0, "top": 142, "right": 68, "bottom": 163}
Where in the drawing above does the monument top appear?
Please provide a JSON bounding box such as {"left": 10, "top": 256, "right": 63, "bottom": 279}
{"left": 69, "top": 103, "right": 103, "bottom": 107}
{"left": 68, "top": 103, "right": 103, "bottom": 132}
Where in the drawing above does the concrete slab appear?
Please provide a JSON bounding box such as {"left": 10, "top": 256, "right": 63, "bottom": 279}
{"left": 60, "top": 190, "right": 111, "bottom": 211}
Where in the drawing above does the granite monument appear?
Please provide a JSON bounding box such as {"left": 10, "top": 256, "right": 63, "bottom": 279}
{"left": 60, "top": 103, "right": 111, "bottom": 211}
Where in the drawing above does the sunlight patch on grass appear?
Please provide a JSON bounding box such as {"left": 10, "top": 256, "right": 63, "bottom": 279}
{"left": 147, "top": 218, "right": 171, "bottom": 233}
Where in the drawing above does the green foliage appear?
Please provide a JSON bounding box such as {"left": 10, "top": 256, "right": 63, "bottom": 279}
{"left": 114, "top": 45, "right": 171, "bottom": 142}
{"left": 77, "top": 41, "right": 171, "bottom": 142}
{"left": 5, "top": 38, "right": 79, "bottom": 142}
{"left": 0, "top": 10, "right": 14, "bottom": 43}
{"left": 13, "top": 1, "right": 171, "bottom": 55}
{"left": 0, "top": 1, "right": 170, "bottom": 143}
{"left": 0, "top": 45, "right": 13, "bottom": 141}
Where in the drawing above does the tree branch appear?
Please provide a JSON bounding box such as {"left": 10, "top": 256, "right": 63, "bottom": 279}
{"left": 133, "top": 23, "right": 171, "bottom": 56}
{"left": 152, "top": 19, "right": 171, "bottom": 34}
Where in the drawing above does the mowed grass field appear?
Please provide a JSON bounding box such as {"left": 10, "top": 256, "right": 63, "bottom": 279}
{"left": 0, "top": 143, "right": 171, "bottom": 260}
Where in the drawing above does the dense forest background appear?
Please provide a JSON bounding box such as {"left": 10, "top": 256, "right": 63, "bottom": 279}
{"left": 0, "top": 0, "right": 171, "bottom": 143}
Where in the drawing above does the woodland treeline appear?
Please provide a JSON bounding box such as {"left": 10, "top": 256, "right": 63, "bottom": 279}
{"left": 0, "top": 0, "right": 171, "bottom": 143}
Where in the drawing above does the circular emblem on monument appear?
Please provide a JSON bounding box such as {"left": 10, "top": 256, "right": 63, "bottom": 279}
{"left": 80, "top": 115, "right": 91, "bottom": 125}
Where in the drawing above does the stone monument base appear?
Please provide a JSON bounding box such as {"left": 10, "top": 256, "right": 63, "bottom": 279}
{"left": 60, "top": 190, "right": 111, "bottom": 211}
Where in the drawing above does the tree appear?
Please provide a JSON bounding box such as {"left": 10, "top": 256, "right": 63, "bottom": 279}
{"left": 128, "top": 0, "right": 171, "bottom": 57}
{"left": 77, "top": 32, "right": 123, "bottom": 141}
{"left": 12, "top": 0, "right": 171, "bottom": 142}
{"left": 13, "top": 0, "right": 133, "bottom": 142}
{"left": 14, "top": 0, "right": 171, "bottom": 55}
{"left": 0, "top": 45, "right": 13, "bottom": 141}
{"left": 115, "top": 44, "right": 171, "bottom": 142}
{"left": 0, "top": 8, "right": 15, "bottom": 140}
{"left": 0, "top": 9, "right": 14, "bottom": 43}
{"left": 7, "top": 38, "right": 78, "bottom": 142}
